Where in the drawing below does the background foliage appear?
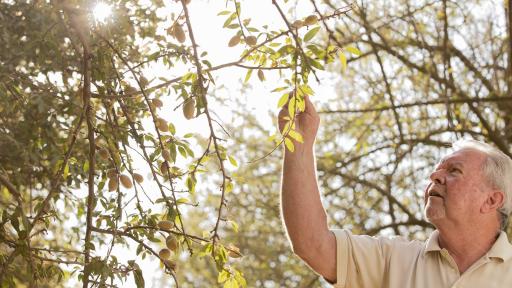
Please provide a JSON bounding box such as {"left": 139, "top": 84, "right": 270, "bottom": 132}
{"left": 1, "top": 0, "right": 511, "bottom": 287}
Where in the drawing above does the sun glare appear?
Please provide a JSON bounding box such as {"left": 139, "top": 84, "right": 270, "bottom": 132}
{"left": 93, "top": 2, "right": 112, "bottom": 23}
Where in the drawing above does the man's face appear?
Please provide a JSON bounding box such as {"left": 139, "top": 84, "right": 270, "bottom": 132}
{"left": 424, "top": 148, "right": 493, "bottom": 227}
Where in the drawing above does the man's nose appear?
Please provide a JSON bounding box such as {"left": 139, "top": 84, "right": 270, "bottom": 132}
{"left": 429, "top": 170, "right": 445, "bottom": 184}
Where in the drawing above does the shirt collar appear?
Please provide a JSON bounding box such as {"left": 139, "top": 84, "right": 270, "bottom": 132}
{"left": 486, "top": 231, "right": 512, "bottom": 262}
{"left": 424, "top": 230, "right": 442, "bottom": 254}
{"left": 423, "top": 230, "right": 512, "bottom": 262}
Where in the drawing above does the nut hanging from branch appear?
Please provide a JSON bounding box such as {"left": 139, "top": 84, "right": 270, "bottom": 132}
{"left": 183, "top": 97, "right": 196, "bottom": 119}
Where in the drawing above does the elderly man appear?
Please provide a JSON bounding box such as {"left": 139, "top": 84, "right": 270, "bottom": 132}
{"left": 280, "top": 95, "right": 512, "bottom": 287}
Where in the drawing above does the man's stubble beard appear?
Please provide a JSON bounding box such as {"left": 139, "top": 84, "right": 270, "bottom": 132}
{"left": 424, "top": 200, "right": 446, "bottom": 223}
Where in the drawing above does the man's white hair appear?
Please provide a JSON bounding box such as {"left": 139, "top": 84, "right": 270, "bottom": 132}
{"left": 452, "top": 139, "right": 512, "bottom": 230}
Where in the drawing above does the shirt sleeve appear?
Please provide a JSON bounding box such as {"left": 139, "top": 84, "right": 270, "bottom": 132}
{"left": 331, "top": 229, "right": 395, "bottom": 288}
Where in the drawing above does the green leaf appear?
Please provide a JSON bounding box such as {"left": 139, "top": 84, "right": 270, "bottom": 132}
{"left": 186, "top": 176, "right": 196, "bottom": 194}
{"left": 235, "top": 2, "right": 241, "bottom": 14}
{"left": 169, "top": 122, "right": 176, "bottom": 135}
{"left": 83, "top": 160, "right": 89, "bottom": 173}
{"left": 218, "top": 269, "right": 229, "bottom": 283}
{"left": 170, "top": 143, "right": 177, "bottom": 163}
{"left": 307, "top": 44, "right": 323, "bottom": 58}
{"left": 218, "top": 244, "right": 228, "bottom": 263}
{"left": 288, "top": 97, "right": 296, "bottom": 118}
{"left": 271, "top": 86, "right": 288, "bottom": 92}
{"left": 277, "top": 44, "right": 295, "bottom": 56}
{"left": 85, "top": 242, "right": 96, "bottom": 251}
{"left": 303, "top": 27, "right": 320, "bottom": 42}
{"left": 339, "top": 52, "right": 347, "bottom": 72}
{"left": 133, "top": 267, "right": 145, "bottom": 288}
{"left": 227, "top": 23, "right": 240, "bottom": 29}
{"left": 345, "top": 46, "right": 362, "bottom": 56}
{"left": 308, "top": 57, "right": 324, "bottom": 70}
{"left": 184, "top": 145, "right": 195, "bottom": 157}
{"left": 147, "top": 52, "right": 160, "bottom": 62}
{"left": 226, "top": 180, "right": 233, "bottom": 193}
{"left": 229, "top": 220, "right": 239, "bottom": 233}
{"left": 244, "top": 69, "right": 253, "bottom": 83}
{"left": 288, "top": 130, "right": 304, "bottom": 143}
{"left": 181, "top": 72, "right": 194, "bottom": 82}
{"left": 234, "top": 270, "right": 247, "bottom": 287}
{"left": 176, "top": 197, "right": 189, "bottom": 204}
{"left": 281, "top": 120, "right": 291, "bottom": 136}
{"left": 277, "top": 93, "right": 289, "bottom": 108}
{"left": 299, "top": 84, "right": 314, "bottom": 96}
{"left": 224, "top": 278, "right": 239, "bottom": 288}
{"left": 178, "top": 146, "right": 187, "bottom": 158}
{"left": 228, "top": 155, "right": 238, "bottom": 167}
{"left": 223, "top": 13, "right": 237, "bottom": 28}
{"left": 63, "top": 163, "right": 69, "bottom": 180}
{"left": 284, "top": 137, "right": 295, "bottom": 152}
{"left": 147, "top": 233, "right": 161, "bottom": 243}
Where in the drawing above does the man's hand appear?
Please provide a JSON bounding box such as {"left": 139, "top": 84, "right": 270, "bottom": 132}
{"left": 278, "top": 94, "right": 320, "bottom": 149}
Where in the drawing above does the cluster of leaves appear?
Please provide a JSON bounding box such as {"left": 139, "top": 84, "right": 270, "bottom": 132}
{"left": 3, "top": 0, "right": 510, "bottom": 287}
{"left": 0, "top": 0, "right": 359, "bottom": 287}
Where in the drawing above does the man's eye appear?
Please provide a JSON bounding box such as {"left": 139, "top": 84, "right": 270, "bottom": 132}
{"left": 450, "top": 168, "right": 461, "bottom": 173}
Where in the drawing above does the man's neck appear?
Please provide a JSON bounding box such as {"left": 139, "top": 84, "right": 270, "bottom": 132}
{"left": 437, "top": 222, "right": 499, "bottom": 274}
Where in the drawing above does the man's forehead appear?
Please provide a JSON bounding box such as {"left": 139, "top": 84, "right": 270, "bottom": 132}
{"left": 436, "top": 156, "right": 464, "bottom": 167}
{"left": 437, "top": 148, "right": 485, "bottom": 166}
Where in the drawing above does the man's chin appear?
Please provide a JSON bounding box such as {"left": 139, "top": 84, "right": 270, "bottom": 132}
{"left": 424, "top": 206, "right": 446, "bottom": 223}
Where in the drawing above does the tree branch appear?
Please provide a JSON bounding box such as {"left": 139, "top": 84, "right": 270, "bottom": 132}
{"left": 320, "top": 96, "right": 512, "bottom": 114}
{"left": 0, "top": 174, "right": 22, "bottom": 200}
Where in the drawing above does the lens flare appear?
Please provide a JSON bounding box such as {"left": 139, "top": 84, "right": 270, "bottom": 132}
{"left": 93, "top": 2, "right": 112, "bottom": 23}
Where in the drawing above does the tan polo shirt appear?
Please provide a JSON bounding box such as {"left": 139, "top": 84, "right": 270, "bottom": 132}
{"left": 331, "top": 229, "right": 512, "bottom": 288}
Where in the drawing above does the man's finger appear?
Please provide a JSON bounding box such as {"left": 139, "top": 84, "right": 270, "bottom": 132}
{"left": 278, "top": 108, "right": 287, "bottom": 118}
{"left": 303, "top": 94, "right": 316, "bottom": 114}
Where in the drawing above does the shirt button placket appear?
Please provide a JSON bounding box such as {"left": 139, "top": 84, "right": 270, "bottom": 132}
{"left": 440, "top": 249, "right": 460, "bottom": 287}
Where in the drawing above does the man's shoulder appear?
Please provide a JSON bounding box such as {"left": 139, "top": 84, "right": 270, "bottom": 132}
{"left": 376, "top": 233, "right": 427, "bottom": 251}
{"left": 331, "top": 228, "right": 428, "bottom": 252}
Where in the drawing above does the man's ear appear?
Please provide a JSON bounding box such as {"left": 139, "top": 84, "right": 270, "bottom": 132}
{"left": 481, "top": 190, "right": 505, "bottom": 213}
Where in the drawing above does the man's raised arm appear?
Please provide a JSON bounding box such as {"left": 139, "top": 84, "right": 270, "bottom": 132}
{"left": 279, "top": 95, "right": 336, "bottom": 282}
